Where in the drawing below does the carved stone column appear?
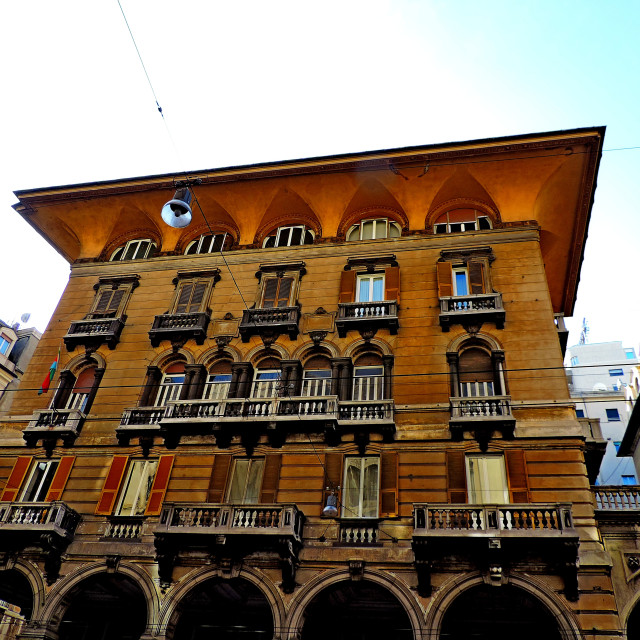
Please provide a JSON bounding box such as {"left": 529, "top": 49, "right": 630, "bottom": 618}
{"left": 52, "top": 369, "right": 75, "bottom": 409}
{"left": 330, "top": 358, "right": 352, "bottom": 400}
{"left": 281, "top": 360, "right": 303, "bottom": 396}
{"left": 139, "top": 366, "right": 162, "bottom": 407}
{"left": 83, "top": 367, "right": 105, "bottom": 413}
{"left": 181, "top": 364, "right": 206, "bottom": 400}
{"left": 446, "top": 352, "right": 460, "bottom": 397}
{"left": 230, "top": 363, "right": 254, "bottom": 399}
{"left": 491, "top": 350, "right": 506, "bottom": 395}
{"left": 382, "top": 355, "right": 394, "bottom": 400}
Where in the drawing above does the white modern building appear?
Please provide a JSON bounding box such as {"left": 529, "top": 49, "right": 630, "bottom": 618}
{"left": 566, "top": 341, "right": 638, "bottom": 485}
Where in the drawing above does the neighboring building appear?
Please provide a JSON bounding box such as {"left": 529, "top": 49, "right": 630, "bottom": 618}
{"left": 0, "top": 321, "right": 41, "bottom": 416}
{"left": 5, "top": 127, "right": 638, "bottom": 639}
{"left": 566, "top": 341, "right": 638, "bottom": 485}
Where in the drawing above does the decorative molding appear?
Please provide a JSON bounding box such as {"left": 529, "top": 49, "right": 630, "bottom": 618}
{"left": 345, "top": 254, "right": 398, "bottom": 270}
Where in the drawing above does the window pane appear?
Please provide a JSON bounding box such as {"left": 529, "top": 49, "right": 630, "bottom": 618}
{"left": 362, "top": 459, "right": 379, "bottom": 517}
{"left": 276, "top": 227, "right": 291, "bottom": 247}
{"left": 358, "top": 277, "right": 371, "bottom": 302}
{"left": 22, "top": 461, "right": 60, "bottom": 502}
{"left": 124, "top": 241, "right": 139, "bottom": 261}
{"left": 606, "top": 408, "right": 620, "bottom": 421}
{"left": 343, "top": 460, "right": 362, "bottom": 517}
{"left": 252, "top": 370, "right": 280, "bottom": 397}
{"left": 347, "top": 225, "right": 360, "bottom": 242}
{"left": 372, "top": 276, "right": 384, "bottom": 301}
{"left": 374, "top": 219, "right": 387, "bottom": 239}
{"left": 228, "top": 460, "right": 249, "bottom": 502}
{"left": 118, "top": 461, "right": 157, "bottom": 515}
{"left": 245, "top": 460, "right": 265, "bottom": 503}
{"left": 302, "top": 370, "right": 331, "bottom": 396}
{"left": 454, "top": 271, "right": 468, "bottom": 296}
{"left": 467, "top": 456, "right": 507, "bottom": 504}
{"left": 622, "top": 475, "right": 636, "bottom": 485}
{"left": 289, "top": 227, "right": 303, "bottom": 245}
{"left": 361, "top": 221, "right": 374, "bottom": 240}
{"left": 389, "top": 222, "right": 401, "bottom": 238}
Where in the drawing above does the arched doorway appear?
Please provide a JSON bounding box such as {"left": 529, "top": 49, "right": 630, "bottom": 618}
{"left": 172, "top": 577, "right": 273, "bottom": 639}
{"left": 300, "top": 580, "right": 413, "bottom": 640}
{"left": 440, "top": 584, "right": 562, "bottom": 640}
{"left": 0, "top": 569, "right": 33, "bottom": 620}
{"left": 58, "top": 573, "right": 147, "bottom": 640}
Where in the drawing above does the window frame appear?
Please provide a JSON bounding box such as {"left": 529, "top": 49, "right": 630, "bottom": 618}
{"left": 352, "top": 365, "right": 384, "bottom": 401}
{"left": 0, "top": 334, "right": 12, "bottom": 355}
{"left": 342, "top": 456, "right": 380, "bottom": 518}
{"left": 433, "top": 209, "right": 493, "bottom": 234}
{"left": 184, "top": 233, "right": 228, "bottom": 255}
{"left": 154, "top": 370, "right": 186, "bottom": 407}
{"left": 19, "top": 460, "right": 60, "bottom": 502}
{"left": 87, "top": 276, "right": 139, "bottom": 320}
{"left": 356, "top": 273, "right": 385, "bottom": 303}
{"left": 263, "top": 225, "right": 315, "bottom": 248}
{"left": 346, "top": 218, "right": 401, "bottom": 242}
{"left": 254, "top": 262, "right": 306, "bottom": 310}
{"left": 110, "top": 239, "right": 157, "bottom": 262}
{"left": 169, "top": 269, "right": 221, "bottom": 316}
{"left": 606, "top": 408, "right": 621, "bottom": 422}
{"left": 114, "top": 459, "right": 159, "bottom": 516}
{"left": 466, "top": 454, "right": 509, "bottom": 505}
{"left": 251, "top": 369, "right": 281, "bottom": 399}
{"left": 226, "top": 458, "right": 265, "bottom": 504}
{"left": 437, "top": 247, "right": 495, "bottom": 298}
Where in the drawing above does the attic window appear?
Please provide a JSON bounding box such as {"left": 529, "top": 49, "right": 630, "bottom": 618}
{"left": 185, "top": 234, "right": 229, "bottom": 255}
{"left": 263, "top": 226, "right": 314, "bottom": 248}
{"left": 434, "top": 209, "right": 492, "bottom": 234}
{"left": 347, "top": 219, "right": 401, "bottom": 242}
{"left": 110, "top": 239, "right": 157, "bottom": 261}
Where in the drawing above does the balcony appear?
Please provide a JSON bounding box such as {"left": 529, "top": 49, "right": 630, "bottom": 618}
{"left": 148, "top": 311, "right": 210, "bottom": 348}
{"left": 154, "top": 503, "right": 304, "bottom": 591}
{"left": 439, "top": 293, "right": 505, "bottom": 332}
{"left": 63, "top": 317, "right": 125, "bottom": 352}
{"left": 239, "top": 306, "right": 301, "bottom": 343}
{"left": 449, "top": 396, "right": 515, "bottom": 448}
{"left": 336, "top": 301, "right": 399, "bottom": 339}
{"left": 23, "top": 409, "right": 85, "bottom": 452}
{"left": 338, "top": 519, "right": 380, "bottom": 546}
{"left": 159, "top": 396, "right": 395, "bottom": 453}
{"left": 0, "top": 501, "right": 80, "bottom": 583}
{"left": 593, "top": 486, "right": 640, "bottom": 528}
{"left": 580, "top": 417, "right": 607, "bottom": 484}
{"left": 115, "top": 407, "right": 165, "bottom": 451}
{"left": 412, "top": 503, "right": 578, "bottom": 598}
{"left": 102, "top": 515, "right": 145, "bottom": 541}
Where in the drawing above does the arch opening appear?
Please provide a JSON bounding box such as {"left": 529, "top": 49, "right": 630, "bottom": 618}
{"left": 0, "top": 569, "right": 34, "bottom": 621}
{"left": 57, "top": 573, "right": 147, "bottom": 640}
{"left": 300, "top": 579, "right": 413, "bottom": 640}
{"left": 172, "top": 577, "right": 273, "bottom": 640}
{"left": 439, "top": 583, "right": 562, "bottom": 640}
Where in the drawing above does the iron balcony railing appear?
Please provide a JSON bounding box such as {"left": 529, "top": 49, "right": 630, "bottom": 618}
{"left": 157, "top": 503, "right": 304, "bottom": 543}
{"left": 413, "top": 503, "right": 575, "bottom": 537}
{"left": 0, "top": 501, "right": 80, "bottom": 539}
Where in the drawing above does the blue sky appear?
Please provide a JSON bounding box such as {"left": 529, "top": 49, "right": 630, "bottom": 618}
{"left": 1, "top": 0, "right": 639, "bottom": 351}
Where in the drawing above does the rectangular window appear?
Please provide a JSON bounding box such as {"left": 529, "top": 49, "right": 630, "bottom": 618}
{"left": 115, "top": 460, "right": 158, "bottom": 516}
{"left": 356, "top": 274, "right": 384, "bottom": 303}
{"left": 302, "top": 370, "right": 331, "bottom": 396}
{"left": 0, "top": 334, "right": 13, "bottom": 355}
{"left": 614, "top": 441, "right": 622, "bottom": 453}
{"left": 466, "top": 455, "right": 509, "bottom": 504}
{"left": 251, "top": 370, "right": 281, "bottom": 398}
{"left": 342, "top": 457, "right": 379, "bottom": 518}
{"left": 154, "top": 372, "right": 185, "bottom": 407}
{"left": 453, "top": 268, "right": 469, "bottom": 296}
{"left": 174, "top": 280, "right": 209, "bottom": 314}
{"left": 570, "top": 356, "right": 579, "bottom": 366}
{"left": 352, "top": 366, "right": 384, "bottom": 401}
{"left": 625, "top": 348, "right": 636, "bottom": 360}
{"left": 606, "top": 408, "right": 621, "bottom": 421}
{"left": 262, "top": 276, "right": 293, "bottom": 308}
{"left": 20, "top": 460, "right": 60, "bottom": 502}
{"left": 204, "top": 374, "right": 232, "bottom": 401}
{"left": 226, "top": 459, "right": 265, "bottom": 503}
{"left": 576, "top": 408, "right": 585, "bottom": 418}
{"left": 609, "top": 368, "right": 624, "bottom": 377}
{"left": 622, "top": 475, "right": 636, "bottom": 486}
{"left": 87, "top": 276, "right": 139, "bottom": 320}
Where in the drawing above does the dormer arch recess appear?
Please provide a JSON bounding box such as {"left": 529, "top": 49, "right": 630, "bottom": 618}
{"left": 101, "top": 229, "right": 162, "bottom": 262}
{"left": 427, "top": 199, "right": 500, "bottom": 234}
{"left": 176, "top": 222, "right": 239, "bottom": 255}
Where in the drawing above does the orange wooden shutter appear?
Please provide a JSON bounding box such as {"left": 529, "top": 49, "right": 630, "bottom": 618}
{"left": 207, "top": 455, "right": 232, "bottom": 502}
{"left": 468, "top": 261, "right": 485, "bottom": 294}
{"left": 506, "top": 450, "right": 530, "bottom": 503}
{"left": 44, "top": 456, "right": 75, "bottom": 501}
{"left": 0, "top": 456, "right": 33, "bottom": 502}
{"left": 95, "top": 455, "right": 129, "bottom": 515}
{"left": 384, "top": 266, "right": 400, "bottom": 303}
{"left": 380, "top": 452, "right": 399, "bottom": 517}
{"left": 259, "top": 454, "right": 282, "bottom": 503}
{"left": 144, "top": 455, "right": 175, "bottom": 515}
{"left": 446, "top": 451, "right": 467, "bottom": 503}
{"left": 339, "top": 270, "right": 357, "bottom": 303}
{"left": 322, "top": 453, "right": 343, "bottom": 510}
{"left": 437, "top": 262, "right": 454, "bottom": 297}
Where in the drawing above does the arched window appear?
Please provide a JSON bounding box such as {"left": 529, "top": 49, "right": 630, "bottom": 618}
{"left": 433, "top": 208, "right": 492, "bottom": 234}
{"left": 263, "top": 225, "right": 314, "bottom": 248}
{"left": 302, "top": 356, "right": 332, "bottom": 397}
{"left": 51, "top": 361, "right": 104, "bottom": 415}
{"left": 347, "top": 218, "right": 401, "bottom": 242}
{"left": 184, "top": 234, "right": 229, "bottom": 255}
{"left": 63, "top": 366, "right": 97, "bottom": 412}
{"left": 154, "top": 363, "right": 185, "bottom": 407}
{"left": 110, "top": 238, "right": 157, "bottom": 261}
{"left": 352, "top": 354, "right": 384, "bottom": 401}
{"left": 251, "top": 358, "right": 282, "bottom": 398}
{"left": 204, "top": 360, "right": 232, "bottom": 401}
{"left": 449, "top": 343, "right": 507, "bottom": 399}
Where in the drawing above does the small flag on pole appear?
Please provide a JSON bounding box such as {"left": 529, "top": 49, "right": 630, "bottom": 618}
{"left": 39, "top": 345, "right": 61, "bottom": 395}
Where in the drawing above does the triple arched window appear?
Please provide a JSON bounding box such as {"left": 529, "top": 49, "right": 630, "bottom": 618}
{"left": 346, "top": 218, "right": 401, "bottom": 242}
{"left": 110, "top": 239, "right": 156, "bottom": 261}
{"left": 263, "top": 225, "right": 314, "bottom": 248}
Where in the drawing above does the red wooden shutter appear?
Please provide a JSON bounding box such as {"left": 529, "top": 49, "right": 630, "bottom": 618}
{"left": 322, "top": 453, "right": 343, "bottom": 510}
{"left": 259, "top": 454, "right": 282, "bottom": 503}
{"left": 44, "top": 456, "right": 75, "bottom": 502}
{"left": 506, "top": 450, "right": 530, "bottom": 503}
{"left": 145, "top": 455, "right": 175, "bottom": 515}
{"left": 468, "top": 261, "right": 485, "bottom": 294}
{"left": 0, "top": 457, "right": 33, "bottom": 502}
{"left": 262, "top": 278, "right": 279, "bottom": 308}
{"left": 275, "top": 277, "right": 293, "bottom": 308}
{"left": 384, "top": 266, "right": 400, "bottom": 303}
{"left": 339, "top": 270, "right": 357, "bottom": 303}
{"left": 95, "top": 455, "right": 129, "bottom": 515}
{"left": 380, "top": 452, "right": 398, "bottom": 517}
{"left": 446, "top": 451, "right": 467, "bottom": 503}
{"left": 175, "top": 282, "right": 195, "bottom": 313}
{"left": 207, "top": 455, "right": 232, "bottom": 502}
{"left": 437, "top": 262, "right": 454, "bottom": 297}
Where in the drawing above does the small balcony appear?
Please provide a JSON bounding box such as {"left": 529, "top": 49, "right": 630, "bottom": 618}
{"left": 439, "top": 293, "right": 505, "bottom": 332}
{"left": 63, "top": 317, "right": 125, "bottom": 352}
{"left": 154, "top": 503, "right": 304, "bottom": 591}
{"left": 238, "top": 306, "right": 301, "bottom": 343}
{"left": 149, "top": 311, "right": 209, "bottom": 348}
{"left": 115, "top": 406, "right": 165, "bottom": 448}
{"left": 23, "top": 409, "right": 86, "bottom": 451}
{"left": 0, "top": 501, "right": 80, "bottom": 583}
{"left": 449, "top": 396, "right": 515, "bottom": 446}
{"left": 593, "top": 486, "right": 640, "bottom": 527}
{"left": 336, "top": 301, "right": 399, "bottom": 339}
{"left": 102, "top": 515, "right": 145, "bottom": 541}
{"left": 337, "top": 519, "right": 380, "bottom": 546}
{"left": 412, "top": 503, "right": 578, "bottom": 598}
